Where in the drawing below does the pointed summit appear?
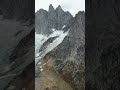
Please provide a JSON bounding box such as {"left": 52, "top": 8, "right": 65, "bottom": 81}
{"left": 56, "top": 5, "right": 63, "bottom": 11}
{"left": 49, "top": 4, "right": 54, "bottom": 12}
{"left": 58, "top": 5, "right": 62, "bottom": 9}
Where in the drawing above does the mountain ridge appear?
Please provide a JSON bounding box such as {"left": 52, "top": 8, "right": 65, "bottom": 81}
{"left": 35, "top": 4, "right": 73, "bottom": 34}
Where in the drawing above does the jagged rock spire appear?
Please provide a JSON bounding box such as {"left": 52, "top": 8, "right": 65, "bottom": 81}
{"left": 49, "top": 4, "right": 54, "bottom": 12}
{"left": 56, "top": 5, "right": 63, "bottom": 11}
{"left": 58, "top": 5, "right": 62, "bottom": 9}
{"left": 36, "top": 4, "right": 73, "bottom": 34}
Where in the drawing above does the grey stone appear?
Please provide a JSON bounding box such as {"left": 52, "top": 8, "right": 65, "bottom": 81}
{"left": 35, "top": 5, "right": 73, "bottom": 35}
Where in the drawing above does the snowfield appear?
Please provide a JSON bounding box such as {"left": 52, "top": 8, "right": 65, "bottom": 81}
{"left": 35, "top": 29, "right": 69, "bottom": 65}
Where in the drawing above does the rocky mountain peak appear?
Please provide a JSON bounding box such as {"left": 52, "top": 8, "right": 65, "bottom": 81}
{"left": 56, "top": 5, "right": 62, "bottom": 10}
{"left": 36, "top": 4, "right": 73, "bottom": 34}
{"left": 49, "top": 4, "right": 55, "bottom": 12}
{"left": 38, "top": 9, "right": 48, "bottom": 14}
{"left": 56, "top": 5, "right": 64, "bottom": 14}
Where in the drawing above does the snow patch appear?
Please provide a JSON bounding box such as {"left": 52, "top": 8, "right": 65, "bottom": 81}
{"left": 62, "top": 25, "right": 66, "bottom": 29}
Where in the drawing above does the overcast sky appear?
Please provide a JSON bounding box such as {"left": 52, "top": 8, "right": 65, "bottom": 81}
{"left": 35, "top": 0, "right": 85, "bottom": 16}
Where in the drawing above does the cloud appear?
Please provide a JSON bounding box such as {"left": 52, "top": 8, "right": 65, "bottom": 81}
{"left": 35, "top": 0, "right": 85, "bottom": 16}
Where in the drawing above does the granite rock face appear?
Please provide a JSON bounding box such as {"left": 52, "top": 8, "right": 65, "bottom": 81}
{"left": 35, "top": 4, "right": 73, "bottom": 34}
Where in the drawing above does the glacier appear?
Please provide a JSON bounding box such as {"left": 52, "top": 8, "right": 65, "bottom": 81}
{"left": 35, "top": 29, "right": 69, "bottom": 66}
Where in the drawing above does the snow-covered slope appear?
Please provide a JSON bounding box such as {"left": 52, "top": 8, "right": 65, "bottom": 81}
{"left": 35, "top": 29, "right": 69, "bottom": 65}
